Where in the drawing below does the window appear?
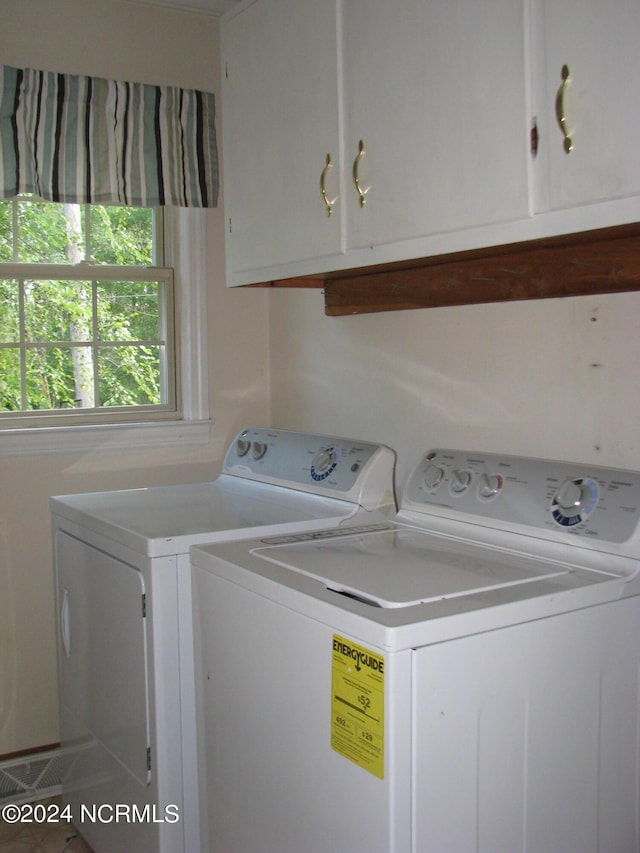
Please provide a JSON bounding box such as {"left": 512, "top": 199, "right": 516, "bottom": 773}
{"left": 0, "top": 196, "right": 178, "bottom": 428}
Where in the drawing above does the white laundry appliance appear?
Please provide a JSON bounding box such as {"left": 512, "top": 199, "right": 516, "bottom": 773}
{"left": 50, "top": 427, "right": 396, "bottom": 853}
{"left": 191, "top": 448, "right": 640, "bottom": 853}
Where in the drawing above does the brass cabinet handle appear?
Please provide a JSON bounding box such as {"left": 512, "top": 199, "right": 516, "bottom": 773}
{"left": 320, "top": 153, "right": 338, "bottom": 217}
{"left": 555, "top": 64, "right": 573, "bottom": 154}
{"left": 352, "top": 139, "right": 370, "bottom": 207}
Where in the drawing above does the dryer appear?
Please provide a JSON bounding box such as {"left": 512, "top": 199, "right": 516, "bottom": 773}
{"left": 50, "top": 428, "right": 396, "bottom": 853}
{"left": 191, "top": 448, "right": 640, "bottom": 853}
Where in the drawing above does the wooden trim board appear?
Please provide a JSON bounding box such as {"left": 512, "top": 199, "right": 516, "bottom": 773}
{"left": 242, "top": 223, "right": 640, "bottom": 316}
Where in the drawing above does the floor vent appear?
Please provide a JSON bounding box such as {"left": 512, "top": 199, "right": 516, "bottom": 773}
{"left": 0, "top": 748, "right": 67, "bottom": 803}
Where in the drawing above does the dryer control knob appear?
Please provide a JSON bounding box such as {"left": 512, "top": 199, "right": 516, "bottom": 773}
{"left": 310, "top": 447, "right": 339, "bottom": 481}
{"left": 236, "top": 438, "right": 251, "bottom": 457}
{"left": 423, "top": 464, "right": 445, "bottom": 490}
{"left": 312, "top": 448, "right": 337, "bottom": 474}
{"left": 252, "top": 441, "right": 268, "bottom": 460}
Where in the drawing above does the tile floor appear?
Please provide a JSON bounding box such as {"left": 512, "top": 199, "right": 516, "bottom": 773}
{"left": 0, "top": 796, "right": 93, "bottom": 852}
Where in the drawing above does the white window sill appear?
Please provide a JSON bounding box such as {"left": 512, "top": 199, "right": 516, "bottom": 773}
{"left": 0, "top": 419, "right": 214, "bottom": 457}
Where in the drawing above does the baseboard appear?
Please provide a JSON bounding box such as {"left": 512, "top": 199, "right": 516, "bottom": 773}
{"left": 0, "top": 742, "right": 60, "bottom": 763}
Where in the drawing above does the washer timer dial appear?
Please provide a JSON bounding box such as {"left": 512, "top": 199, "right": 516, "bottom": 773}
{"left": 551, "top": 477, "right": 599, "bottom": 527}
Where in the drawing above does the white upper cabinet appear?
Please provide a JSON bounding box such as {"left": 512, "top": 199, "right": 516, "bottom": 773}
{"left": 533, "top": 0, "right": 640, "bottom": 213}
{"left": 221, "top": 0, "right": 342, "bottom": 284}
{"left": 221, "top": 0, "right": 640, "bottom": 287}
{"left": 342, "top": 0, "right": 530, "bottom": 253}
{"left": 222, "top": 0, "right": 531, "bottom": 285}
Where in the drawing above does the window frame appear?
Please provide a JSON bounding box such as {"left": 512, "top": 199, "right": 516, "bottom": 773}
{"left": 0, "top": 263, "right": 177, "bottom": 428}
{"left": 0, "top": 207, "right": 211, "bottom": 455}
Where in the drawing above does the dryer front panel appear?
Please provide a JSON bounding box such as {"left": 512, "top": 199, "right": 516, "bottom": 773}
{"left": 56, "top": 531, "right": 151, "bottom": 787}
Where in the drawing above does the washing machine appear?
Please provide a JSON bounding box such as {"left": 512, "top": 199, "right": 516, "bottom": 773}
{"left": 50, "top": 427, "right": 396, "bottom": 853}
{"left": 191, "top": 448, "right": 640, "bottom": 853}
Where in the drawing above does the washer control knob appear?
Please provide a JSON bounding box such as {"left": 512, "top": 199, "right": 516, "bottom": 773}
{"left": 252, "top": 441, "right": 268, "bottom": 460}
{"left": 236, "top": 438, "right": 251, "bottom": 457}
{"left": 555, "top": 479, "right": 583, "bottom": 510}
{"left": 479, "top": 473, "right": 504, "bottom": 499}
{"left": 423, "top": 464, "right": 445, "bottom": 490}
{"left": 551, "top": 477, "right": 599, "bottom": 527}
{"left": 450, "top": 468, "right": 473, "bottom": 494}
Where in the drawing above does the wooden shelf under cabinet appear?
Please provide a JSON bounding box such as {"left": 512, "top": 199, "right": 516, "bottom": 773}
{"left": 245, "top": 223, "right": 640, "bottom": 316}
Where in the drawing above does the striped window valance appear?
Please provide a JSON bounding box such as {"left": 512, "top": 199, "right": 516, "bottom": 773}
{"left": 0, "top": 65, "right": 218, "bottom": 208}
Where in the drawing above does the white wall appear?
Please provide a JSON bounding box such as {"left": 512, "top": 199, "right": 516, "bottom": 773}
{"left": 269, "top": 288, "right": 640, "bottom": 491}
{"left": 0, "top": 0, "right": 270, "bottom": 755}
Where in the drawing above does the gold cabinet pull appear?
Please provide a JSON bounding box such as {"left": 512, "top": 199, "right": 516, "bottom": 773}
{"left": 320, "top": 153, "right": 338, "bottom": 217}
{"left": 352, "top": 139, "right": 370, "bottom": 207}
{"left": 555, "top": 64, "right": 573, "bottom": 154}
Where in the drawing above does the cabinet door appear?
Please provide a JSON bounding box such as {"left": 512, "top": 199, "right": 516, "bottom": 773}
{"left": 342, "top": 0, "right": 530, "bottom": 252}
{"left": 222, "top": 0, "right": 342, "bottom": 284}
{"left": 539, "top": 0, "right": 640, "bottom": 211}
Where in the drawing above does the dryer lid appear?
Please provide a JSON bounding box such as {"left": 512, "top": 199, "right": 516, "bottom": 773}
{"left": 50, "top": 476, "right": 356, "bottom": 557}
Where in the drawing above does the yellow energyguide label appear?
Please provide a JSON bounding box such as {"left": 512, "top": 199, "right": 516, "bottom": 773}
{"left": 331, "top": 634, "right": 384, "bottom": 779}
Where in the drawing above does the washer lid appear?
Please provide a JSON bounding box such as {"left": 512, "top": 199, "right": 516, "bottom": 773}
{"left": 252, "top": 524, "right": 619, "bottom": 609}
